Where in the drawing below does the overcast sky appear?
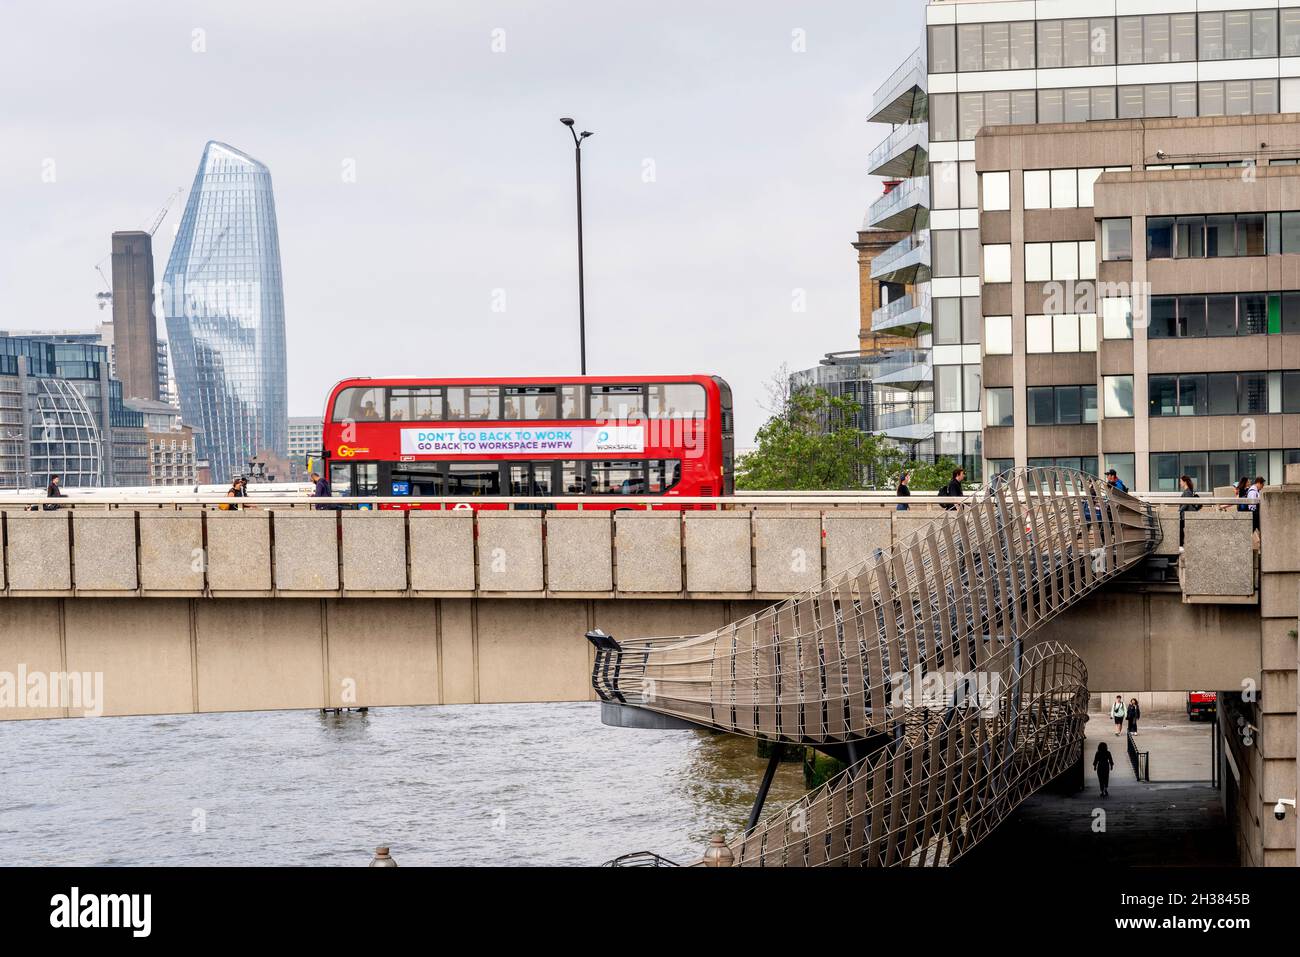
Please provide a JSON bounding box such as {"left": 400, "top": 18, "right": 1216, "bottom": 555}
{"left": 0, "top": 0, "right": 921, "bottom": 446}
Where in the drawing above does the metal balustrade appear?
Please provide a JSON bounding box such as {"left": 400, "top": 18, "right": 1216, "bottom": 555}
{"left": 592, "top": 468, "right": 1161, "bottom": 866}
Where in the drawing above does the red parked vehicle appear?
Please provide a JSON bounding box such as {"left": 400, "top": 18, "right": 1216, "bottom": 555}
{"left": 319, "top": 375, "right": 735, "bottom": 509}
{"left": 1187, "top": 691, "right": 1218, "bottom": 721}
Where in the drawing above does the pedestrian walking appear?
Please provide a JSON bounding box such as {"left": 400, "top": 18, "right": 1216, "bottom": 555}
{"left": 1126, "top": 697, "right": 1141, "bottom": 735}
{"left": 1177, "top": 474, "right": 1200, "bottom": 550}
{"left": 43, "top": 473, "right": 65, "bottom": 511}
{"left": 939, "top": 467, "right": 965, "bottom": 511}
{"left": 1110, "top": 695, "right": 1126, "bottom": 735}
{"left": 1093, "top": 742, "right": 1114, "bottom": 797}
{"left": 310, "top": 470, "right": 332, "bottom": 510}
{"left": 1247, "top": 476, "right": 1264, "bottom": 538}
{"left": 1233, "top": 476, "right": 1251, "bottom": 513}
{"left": 1104, "top": 468, "right": 1128, "bottom": 493}
{"left": 895, "top": 471, "right": 911, "bottom": 511}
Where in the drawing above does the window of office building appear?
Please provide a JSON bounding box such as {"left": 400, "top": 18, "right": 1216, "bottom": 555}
{"left": 933, "top": 297, "right": 981, "bottom": 346}
{"left": 1199, "top": 79, "right": 1278, "bottom": 117}
{"left": 1118, "top": 83, "right": 1197, "bottom": 119}
{"left": 982, "top": 171, "right": 1010, "bottom": 212}
{"left": 984, "top": 315, "right": 1013, "bottom": 355}
{"left": 1285, "top": 9, "right": 1300, "bottom": 57}
{"left": 1147, "top": 213, "right": 1272, "bottom": 260}
{"left": 1024, "top": 241, "right": 1095, "bottom": 281}
{"left": 1026, "top": 385, "right": 1098, "bottom": 425}
{"left": 1104, "top": 376, "right": 1134, "bottom": 418}
{"left": 1025, "top": 314, "right": 1097, "bottom": 354}
{"left": 986, "top": 388, "right": 1014, "bottom": 427}
{"left": 1198, "top": 10, "right": 1277, "bottom": 60}
{"left": 1101, "top": 219, "right": 1132, "bottom": 261}
{"left": 931, "top": 94, "right": 957, "bottom": 142}
{"left": 1102, "top": 298, "right": 1133, "bottom": 340}
{"left": 984, "top": 244, "right": 1012, "bottom": 283}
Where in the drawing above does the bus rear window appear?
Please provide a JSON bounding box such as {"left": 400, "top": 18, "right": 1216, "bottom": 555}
{"left": 648, "top": 383, "right": 706, "bottom": 419}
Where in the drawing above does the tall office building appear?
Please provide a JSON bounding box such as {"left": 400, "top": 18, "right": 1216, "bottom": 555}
{"left": 868, "top": 0, "right": 1300, "bottom": 484}
{"left": 163, "top": 141, "right": 288, "bottom": 482}
{"left": 109, "top": 230, "right": 160, "bottom": 401}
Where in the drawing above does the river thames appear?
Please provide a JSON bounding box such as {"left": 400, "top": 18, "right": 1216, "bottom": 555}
{"left": 0, "top": 702, "right": 809, "bottom": 866}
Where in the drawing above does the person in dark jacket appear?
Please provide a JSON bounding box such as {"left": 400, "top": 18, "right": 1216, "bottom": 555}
{"left": 310, "top": 470, "right": 332, "bottom": 509}
{"left": 895, "top": 471, "right": 911, "bottom": 511}
{"left": 1093, "top": 742, "right": 1114, "bottom": 796}
{"left": 1126, "top": 697, "right": 1141, "bottom": 735}
{"left": 1177, "top": 474, "right": 1201, "bottom": 549}
{"left": 43, "top": 473, "right": 65, "bottom": 511}
{"left": 939, "top": 467, "right": 964, "bottom": 511}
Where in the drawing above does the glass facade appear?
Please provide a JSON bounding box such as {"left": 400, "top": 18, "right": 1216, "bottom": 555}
{"left": 163, "top": 141, "right": 288, "bottom": 483}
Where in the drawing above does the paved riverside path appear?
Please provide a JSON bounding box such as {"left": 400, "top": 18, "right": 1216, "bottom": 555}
{"left": 957, "top": 710, "right": 1236, "bottom": 867}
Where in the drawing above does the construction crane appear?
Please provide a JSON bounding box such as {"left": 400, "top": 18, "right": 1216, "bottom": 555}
{"left": 92, "top": 186, "right": 185, "bottom": 309}
{"left": 145, "top": 186, "right": 184, "bottom": 237}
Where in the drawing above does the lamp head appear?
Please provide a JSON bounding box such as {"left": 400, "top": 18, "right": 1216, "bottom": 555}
{"left": 560, "top": 117, "right": 575, "bottom": 127}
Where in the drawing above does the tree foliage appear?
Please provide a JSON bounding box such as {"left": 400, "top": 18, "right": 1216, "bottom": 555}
{"left": 736, "top": 388, "right": 903, "bottom": 490}
{"left": 889, "top": 456, "right": 963, "bottom": 492}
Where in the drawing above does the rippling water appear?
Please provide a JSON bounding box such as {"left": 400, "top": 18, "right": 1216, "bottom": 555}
{"left": 0, "top": 703, "right": 810, "bottom": 866}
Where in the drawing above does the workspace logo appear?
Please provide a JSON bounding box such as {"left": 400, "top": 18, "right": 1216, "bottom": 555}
{"left": 50, "top": 887, "right": 151, "bottom": 937}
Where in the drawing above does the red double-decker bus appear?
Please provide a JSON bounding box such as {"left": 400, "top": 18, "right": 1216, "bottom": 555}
{"left": 319, "top": 374, "right": 734, "bottom": 508}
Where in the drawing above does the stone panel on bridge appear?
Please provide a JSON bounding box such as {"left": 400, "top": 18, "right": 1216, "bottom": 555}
{"left": 4, "top": 511, "right": 71, "bottom": 593}
{"left": 64, "top": 599, "right": 194, "bottom": 716}
{"left": 684, "top": 512, "right": 752, "bottom": 594}
{"left": 477, "top": 512, "right": 544, "bottom": 592}
{"left": 139, "top": 512, "right": 205, "bottom": 594}
{"left": 613, "top": 513, "right": 681, "bottom": 593}
{"left": 341, "top": 511, "right": 407, "bottom": 593}
{"left": 545, "top": 513, "right": 613, "bottom": 593}
{"left": 1180, "top": 513, "right": 1255, "bottom": 600}
{"left": 324, "top": 599, "right": 438, "bottom": 707}
{"left": 274, "top": 513, "right": 341, "bottom": 592}
{"left": 753, "top": 513, "right": 822, "bottom": 595}
{"left": 822, "top": 513, "right": 892, "bottom": 577}
{"left": 194, "top": 600, "right": 327, "bottom": 711}
{"left": 409, "top": 512, "right": 475, "bottom": 592}
{"left": 72, "top": 512, "right": 138, "bottom": 593}
{"left": 206, "top": 512, "right": 272, "bottom": 593}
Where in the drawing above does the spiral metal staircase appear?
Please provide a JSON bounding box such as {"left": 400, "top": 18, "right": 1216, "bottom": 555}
{"left": 589, "top": 468, "right": 1159, "bottom": 866}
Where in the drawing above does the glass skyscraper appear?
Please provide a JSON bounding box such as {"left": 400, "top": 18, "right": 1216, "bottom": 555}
{"left": 163, "top": 141, "right": 287, "bottom": 482}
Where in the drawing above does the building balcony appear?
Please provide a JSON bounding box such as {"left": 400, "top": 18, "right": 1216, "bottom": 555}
{"left": 872, "top": 289, "right": 932, "bottom": 339}
{"left": 868, "top": 122, "right": 928, "bottom": 179}
{"left": 877, "top": 409, "right": 935, "bottom": 445}
{"left": 873, "top": 359, "right": 933, "bottom": 393}
{"left": 868, "top": 48, "right": 927, "bottom": 126}
{"left": 866, "top": 176, "right": 928, "bottom": 233}
{"left": 869, "top": 235, "right": 930, "bottom": 285}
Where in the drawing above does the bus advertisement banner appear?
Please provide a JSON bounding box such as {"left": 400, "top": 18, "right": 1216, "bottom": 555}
{"left": 399, "top": 425, "right": 644, "bottom": 456}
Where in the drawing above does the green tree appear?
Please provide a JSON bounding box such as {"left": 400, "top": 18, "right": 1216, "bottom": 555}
{"left": 736, "top": 388, "right": 902, "bottom": 490}
{"left": 889, "top": 457, "right": 963, "bottom": 492}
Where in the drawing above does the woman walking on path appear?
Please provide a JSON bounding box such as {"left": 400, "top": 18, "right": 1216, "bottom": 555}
{"left": 1093, "top": 742, "right": 1114, "bottom": 797}
{"left": 1127, "top": 698, "right": 1141, "bottom": 735}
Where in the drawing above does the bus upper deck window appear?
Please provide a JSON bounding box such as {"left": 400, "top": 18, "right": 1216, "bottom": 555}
{"left": 389, "top": 388, "right": 442, "bottom": 421}
{"left": 333, "top": 386, "right": 386, "bottom": 422}
{"left": 446, "top": 386, "right": 499, "bottom": 420}
{"left": 561, "top": 386, "right": 586, "bottom": 419}
{"left": 589, "top": 385, "right": 645, "bottom": 421}
{"left": 648, "top": 383, "right": 706, "bottom": 419}
{"left": 505, "top": 386, "right": 558, "bottom": 420}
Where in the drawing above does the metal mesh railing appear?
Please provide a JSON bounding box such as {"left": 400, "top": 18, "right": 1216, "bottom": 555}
{"left": 592, "top": 468, "right": 1159, "bottom": 866}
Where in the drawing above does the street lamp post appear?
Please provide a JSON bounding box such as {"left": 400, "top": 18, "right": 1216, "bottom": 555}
{"left": 560, "top": 118, "right": 593, "bottom": 375}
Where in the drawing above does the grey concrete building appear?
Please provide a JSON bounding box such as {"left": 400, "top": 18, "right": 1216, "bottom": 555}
{"left": 977, "top": 114, "right": 1300, "bottom": 491}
